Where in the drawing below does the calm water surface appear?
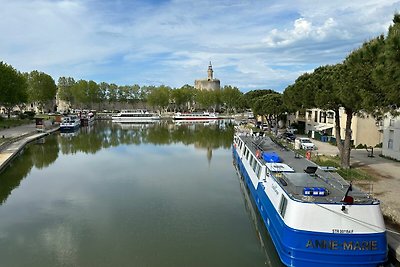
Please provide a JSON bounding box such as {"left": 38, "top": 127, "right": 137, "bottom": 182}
{"left": 0, "top": 121, "right": 282, "bottom": 267}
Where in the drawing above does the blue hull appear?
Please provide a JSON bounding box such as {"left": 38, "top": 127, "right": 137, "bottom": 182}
{"left": 60, "top": 125, "right": 80, "bottom": 132}
{"left": 232, "top": 147, "right": 387, "bottom": 267}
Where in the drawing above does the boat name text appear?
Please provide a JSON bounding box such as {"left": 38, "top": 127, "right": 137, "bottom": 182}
{"left": 306, "top": 240, "right": 378, "bottom": 250}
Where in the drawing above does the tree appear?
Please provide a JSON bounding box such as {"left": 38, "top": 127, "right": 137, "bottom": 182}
{"left": 57, "top": 77, "right": 76, "bottom": 107}
{"left": 108, "top": 83, "right": 118, "bottom": 110}
{"left": 253, "top": 93, "right": 285, "bottom": 133}
{"left": 87, "top": 80, "right": 100, "bottom": 109}
{"left": 194, "top": 90, "right": 215, "bottom": 111}
{"left": 98, "top": 82, "right": 109, "bottom": 110}
{"left": 171, "top": 84, "right": 195, "bottom": 111}
{"left": 0, "top": 62, "right": 28, "bottom": 118}
{"left": 243, "top": 89, "right": 278, "bottom": 109}
{"left": 71, "top": 80, "right": 89, "bottom": 108}
{"left": 147, "top": 85, "right": 171, "bottom": 112}
{"left": 374, "top": 14, "right": 400, "bottom": 107}
{"left": 220, "top": 85, "right": 243, "bottom": 113}
{"left": 27, "top": 70, "right": 57, "bottom": 112}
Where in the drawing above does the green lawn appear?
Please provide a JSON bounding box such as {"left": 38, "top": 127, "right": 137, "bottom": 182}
{"left": 0, "top": 118, "right": 33, "bottom": 129}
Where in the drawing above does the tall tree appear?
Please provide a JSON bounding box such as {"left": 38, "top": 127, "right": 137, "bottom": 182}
{"left": 243, "top": 89, "right": 278, "bottom": 109}
{"left": 147, "top": 85, "right": 171, "bottom": 112}
{"left": 221, "top": 85, "right": 243, "bottom": 113}
{"left": 374, "top": 14, "right": 400, "bottom": 107}
{"left": 0, "top": 62, "right": 28, "bottom": 118}
{"left": 57, "top": 77, "right": 76, "bottom": 106}
{"left": 253, "top": 93, "right": 285, "bottom": 133}
{"left": 27, "top": 70, "right": 57, "bottom": 112}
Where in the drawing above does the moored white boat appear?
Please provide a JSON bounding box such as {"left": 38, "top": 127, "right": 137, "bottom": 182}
{"left": 232, "top": 128, "right": 387, "bottom": 267}
{"left": 80, "top": 111, "right": 95, "bottom": 126}
{"left": 111, "top": 110, "right": 160, "bottom": 122}
{"left": 172, "top": 112, "right": 220, "bottom": 121}
{"left": 60, "top": 115, "right": 81, "bottom": 131}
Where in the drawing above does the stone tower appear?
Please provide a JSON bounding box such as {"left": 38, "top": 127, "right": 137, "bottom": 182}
{"left": 207, "top": 61, "right": 213, "bottom": 81}
{"left": 194, "top": 62, "right": 220, "bottom": 91}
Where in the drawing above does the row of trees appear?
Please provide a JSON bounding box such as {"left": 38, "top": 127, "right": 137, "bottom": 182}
{"left": 280, "top": 14, "right": 400, "bottom": 169}
{"left": 57, "top": 77, "right": 246, "bottom": 113}
{"left": 242, "top": 14, "right": 400, "bottom": 169}
{"left": 0, "top": 63, "right": 57, "bottom": 118}
{"left": 0, "top": 62, "right": 247, "bottom": 116}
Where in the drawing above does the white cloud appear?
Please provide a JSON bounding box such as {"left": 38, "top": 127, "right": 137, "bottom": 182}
{"left": 262, "top": 17, "right": 340, "bottom": 47}
{"left": 0, "top": 0, "right": 399, "bottom": 91}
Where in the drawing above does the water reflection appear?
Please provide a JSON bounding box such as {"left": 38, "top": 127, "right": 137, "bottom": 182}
{"left": 236, "top": 167, "right": 284, "bottom": 267}
{"left": 0, "top": 120, "right": 277, "bottom": 266}
{"left": 0, "top": 121, "right": 234, "bottom": 205}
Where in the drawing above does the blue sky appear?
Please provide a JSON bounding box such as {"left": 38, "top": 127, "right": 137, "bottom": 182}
{"left": 1, "top": 0, "right": 399, "bottom": 92}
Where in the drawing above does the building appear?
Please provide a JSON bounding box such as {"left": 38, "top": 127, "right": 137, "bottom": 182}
{"left": 382, "top": 114, "right": 400, "bottom": 160}
{"left": 194, "top": 62, "right": 220, "bottom": 91}
{"left": 290, "top": 108, "right": 382, "bottom": 147}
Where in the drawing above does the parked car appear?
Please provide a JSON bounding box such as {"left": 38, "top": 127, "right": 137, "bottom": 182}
{"left": 282, "top": 132, "right": 296, "bottom": 142}
{"left": 295, "top": 137, "right": 317, "bottom": 150}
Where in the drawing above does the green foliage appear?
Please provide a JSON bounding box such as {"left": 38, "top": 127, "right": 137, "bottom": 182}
{"left": 57, "top": 77, "right": 76, "bottom": 104}
{"left": 0, "top": 62, "right": 28, "bottom": 118}
{"left": 27, "top": 70, "right": 57, "bottom": 111}
{"left": 220, "top": 85, "right": 243, "bottom": 113}
{"left": 243, "top": 89, "right": 278, "bottom": 109}
{"left": 373, "top": 14, "right": 400, "bottom": 107}
{"left": 195, "top": 90, "right": 213, "bottom": 110}
{"left": 171, "top": 84, "right": 195, "bottom": 111}
{"left": 147, "top": 85, "right": 171, "bottom": 110}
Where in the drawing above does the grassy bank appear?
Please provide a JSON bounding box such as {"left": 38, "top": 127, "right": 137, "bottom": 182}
{"left": 0, "top": 118, "right": 32, "bottom": 129}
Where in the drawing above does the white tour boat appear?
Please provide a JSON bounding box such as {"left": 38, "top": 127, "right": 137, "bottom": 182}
{"left": 172, "top": 112, "right": 220, "bottom": 121}
{"left": 111, "top": 110, "right": 160, "bottom": 122}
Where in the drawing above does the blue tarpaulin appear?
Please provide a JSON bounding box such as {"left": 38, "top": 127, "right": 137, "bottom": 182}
{"left": 262, "top": 152, "right": 281, "bottom": 163}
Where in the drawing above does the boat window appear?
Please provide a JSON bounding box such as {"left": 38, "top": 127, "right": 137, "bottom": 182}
{"left": 249, "top": 156, "right": 254, "bottom": 167}
{"left": 246, "top": 150, "right": 250, "bottom": 160}
{"left": 255, "top": 163, "right": 260, "bottom": 177}
{"left": 256, "top": 165, "right": 262, "bottom": 178}
{"left": 279, "top": 196, "right": 288, "bottom": 218}
{"left": 252, "top": 159, "right": 257, "bottom": 171}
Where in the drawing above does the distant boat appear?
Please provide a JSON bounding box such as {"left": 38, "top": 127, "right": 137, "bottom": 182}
{"left": 173, "top": 112, "right": 220, "bottom": 121}
{"left": 60, "top": 115, "right": 81, "bottom": 132}
{"left": 111, "top": 110, "right": 160, "bottom": 122}
{"left": 80, "top": 111, "right": 95, "bottom": 126}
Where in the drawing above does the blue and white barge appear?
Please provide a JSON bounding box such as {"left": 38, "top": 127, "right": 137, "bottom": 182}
{"left": 60, "top": 115, "right": 81, "bottom": 132}
{"left": 232, "top": 130, "right": 387, "bottom": 267}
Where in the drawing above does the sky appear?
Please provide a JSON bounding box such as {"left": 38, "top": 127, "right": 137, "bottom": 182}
{"left": 1, "top": 0, "right": 399, "bottom": 92}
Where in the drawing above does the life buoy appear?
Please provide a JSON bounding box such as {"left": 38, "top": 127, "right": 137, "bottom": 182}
{"left": 256, "top": 150, "right": 261, "bottom": 158}
{"left": 306, "top": 150, "right": 311, "bottom": 160}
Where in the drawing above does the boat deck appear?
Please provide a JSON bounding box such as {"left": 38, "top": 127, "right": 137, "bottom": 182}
{"left": 240, "top": 135, "right": 377, "bottom": 205}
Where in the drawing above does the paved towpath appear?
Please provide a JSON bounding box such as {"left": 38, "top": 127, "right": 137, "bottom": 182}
{"left": 0, "top": 123, "right": 59, "bottom": 172}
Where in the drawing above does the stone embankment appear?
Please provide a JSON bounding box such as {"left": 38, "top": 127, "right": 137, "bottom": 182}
{"left": 0, "top": 123, "right": 59, "bottom": 173}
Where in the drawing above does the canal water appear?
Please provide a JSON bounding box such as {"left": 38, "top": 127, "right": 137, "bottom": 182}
{"left": 0, "top": 121, "right": 283, "bottom": 267}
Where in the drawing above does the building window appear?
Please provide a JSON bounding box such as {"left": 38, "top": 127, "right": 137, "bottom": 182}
{"left": 320, "top": 112, "right": 327, "bottom": 123}
{"left": 388, "top": 139, "right": 394, "bottom": 150}
{"left": 314, "top": 111, "right": 318, "bottom": 122}
{"left": 307, "top": 111, "right": 312, "bottom": 120}
{"left": 388, "top": 130, "right": 394, "bottom": 150}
